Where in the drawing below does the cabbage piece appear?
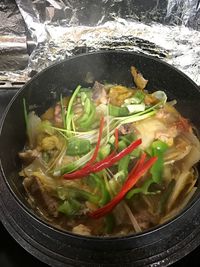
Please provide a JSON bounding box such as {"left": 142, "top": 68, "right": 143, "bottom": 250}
{"left": 125, "top": 103, "right": 145, "bottom": 114}
{"left": 181, "top": 132, "right": 200, "bottom": 170}
{"left": 166, "top": 170, "right": 196, "bottom": 211}
{"left": 160, "top": 187, "right": 197, "bottom": 224}
{"left": 27, "top": 112, "right": 42, "bottom": 148}
{"left": 164, "top": 136, "right": 192, "bottom": 163}
{"left": 134, "top": 117, "right": 167, "bottom": 149}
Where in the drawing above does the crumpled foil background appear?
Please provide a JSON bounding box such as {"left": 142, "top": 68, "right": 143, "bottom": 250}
{"left": 1, "top": 0, "right": 200, "bottom": 85}
{"left": 0, "top": 0, "right": 28, "bottom": 78}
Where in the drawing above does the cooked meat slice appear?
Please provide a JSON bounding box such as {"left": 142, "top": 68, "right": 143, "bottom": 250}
{"left": 131, "top": 66, "right": 148, "bottom": 90}
{"left": 108, "top": 85, "right": 133, "bottom": 106}
{"left": 54, "top": 103, "right": 62, "bottom": 124}
{"left": 92, "top": 81, "right": 108, "bottom": 104}
{"left": 41, "top": 107, "right": 54, "bottom": 121}
{"left": 23, "top": 176, "right": 59, "bottom": 217}
{"left": 19, "top": 149, "right": 40, "bottom": 165}
{"left": 134, "top": 209, "right": 157, "bottom": 230}
{"left": 72, "top": 224, "right": 91, "bottom": 236}
{"left": 118, "top": 123, "right": 134, "bottom": 135}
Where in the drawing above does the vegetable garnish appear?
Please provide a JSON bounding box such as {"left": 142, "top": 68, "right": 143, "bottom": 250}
{"left": 128, "top": 152, "right": 147, "bottom": 178}
{"left": 63, "top": 138, "right": 142, "bottom": 179}
{"left": 126, "top": 142, "right": 168, "bottom": 199}
{"left": 66, "top": 138, "right": 91, "bottom": 156}
{"left": 89, "top": 155, "right": 157, "bottom": 219}
{"left": 150, "top": 140, "right": 168, "bottom": 183}
{"left": 66, "top": 85, "right": 81, "bottom": 136}
{"left": 86, "top": 116, "right": 105, "bottom": 166}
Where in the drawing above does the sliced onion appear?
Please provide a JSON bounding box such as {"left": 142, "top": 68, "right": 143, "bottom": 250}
{"left": 160, "top": 187, "right": 197, "bottom": 224}
{"left": 166, "top": 170, "right": 195, "bottom": 211}
{"left": 27, "top": 112, "right": 42, "bottom": 148}
{"left": 152, "top": 91, "right": 167, "bottom": 104}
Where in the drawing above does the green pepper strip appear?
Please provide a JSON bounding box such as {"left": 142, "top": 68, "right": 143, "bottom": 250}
{"left": 57, "top": 186, "right": 100, "bottom": 204}
{"left": 90, "top": 173, "right": 115, "bottom": 234}
{"left": 126, "top": 177, "right": 155, "bottom": 199}
{"left": 117, "top": 133, "right": 140, "bottom": 180}
{"left": 109, "top": 104, "right": 129, "bottom": 117}
{"left": 127, "top": 140, "right": 168, "bottom": 199}
{"left": 66, "top": 137, "right": 91, "bottom": 156}
{"left": 76, "top": 92, "right": 96, "bottom": 130}
{"left": 90, "top": 174, "right": 110, "bottom": 206}
{"left": 150, "top": 140, "right": 168, "bottom": 183}
{"left": 98, "top": 144, "right": 111, "bottom": 161}
{"left": 81, "top": 105, "right": 96, "bottom": 128}
{"left": 78, "top": 98, "right": 91, "bottom": 123}
{"left": 118, "top": 155, "right": 130, "bottom": 180}
{"left": 79, "top": 103, "right": 96, "bottom": 129}
{"left": 58, "top": 199, "right": 82, "bottom": 216}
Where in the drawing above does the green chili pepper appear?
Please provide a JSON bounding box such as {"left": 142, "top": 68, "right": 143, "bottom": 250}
{"left": 126, "top": 177, "right": 156, "bottom": 199}
{"left": 150, "top": 140, "right": 168, "bottom": 183}
{"left": 126, "top": 140, "right": 168, "bottom": 199}
{"left": 98, "top": 144, "right": 111, "bottom": 161}
{"left": 134, "top": 90, "right": 145, "bottom": 102}
{"left": 79, "top": 97, "right": 91, "bottom": 121}
{"left": 76, "top": 93, "right": 96, "bottom": 130}
{"left": 118, "top": 140, "right": 127, "bottom": 151}
{"left": 109, "top": 104, "right": 129, "bottom": 117}
{"left": 57, "top": 186, "right": 100, "bottom": 204}
{"left": 119, "top": 133, "right": 141, "bottom": 157}
{"left": 54, "top": 162, "right": 77, "bottom": 176}
{"left": 66, "top": 137, "right": 91, "bottom": 156}
{"left": 120, "top": 134, "right": 134, "bottom": 145}
{"left": 123, "top": 91, "right": 145, "bottom": 105}
{"left": 79, "top": 103, "right": 96, "bottom": 129}
{"left": 118, "top": 155, "right": 130, "bottom": 179}
{"left": 58, "top": 199, "right": 82, "bottom": 216}
{"left": 117, "top": 134, "right": 139, "bottom": 178}
{"left": 90, "top": 174, "right": 110, "bottom": 206}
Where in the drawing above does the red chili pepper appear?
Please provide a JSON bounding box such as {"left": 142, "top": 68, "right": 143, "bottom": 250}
{"left": 86, "top": 116, "right": 104, "bottom": 166}
{"left": 89, "top": 155, "right": 158, "bottom": 219}
{"left": 63, "top": 138, "right": 142, "bottom": 179}
{"left": 127, "top": 152, "right": 146, "bottom": 180}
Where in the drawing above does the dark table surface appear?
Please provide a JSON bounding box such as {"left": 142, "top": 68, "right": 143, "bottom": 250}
{"left": 0, "top": 89, "right": 199, "bottom": 267}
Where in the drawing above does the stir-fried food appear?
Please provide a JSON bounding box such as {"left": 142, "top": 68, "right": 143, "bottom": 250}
{"left": 19, "top": 67, "right": 200, "bottom": 236}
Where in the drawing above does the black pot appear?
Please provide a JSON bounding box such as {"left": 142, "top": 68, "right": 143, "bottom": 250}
{"left": 0, "top": 51, "right": 200, "bottom": 267}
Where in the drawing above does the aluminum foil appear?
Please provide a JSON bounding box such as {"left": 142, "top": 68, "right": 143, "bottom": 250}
{"left": 1, "top": 0, "right": 200, "bottom": 85}
{"left": 0, "top": 0, "right": 25, "bottom": 36}
{"left": 0, "top": 0, "right": 28, "bottom": 81}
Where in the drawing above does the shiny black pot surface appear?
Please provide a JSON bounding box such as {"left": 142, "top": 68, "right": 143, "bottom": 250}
{"left": 0, "top": 51, "right": 200, "bottom": 267}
